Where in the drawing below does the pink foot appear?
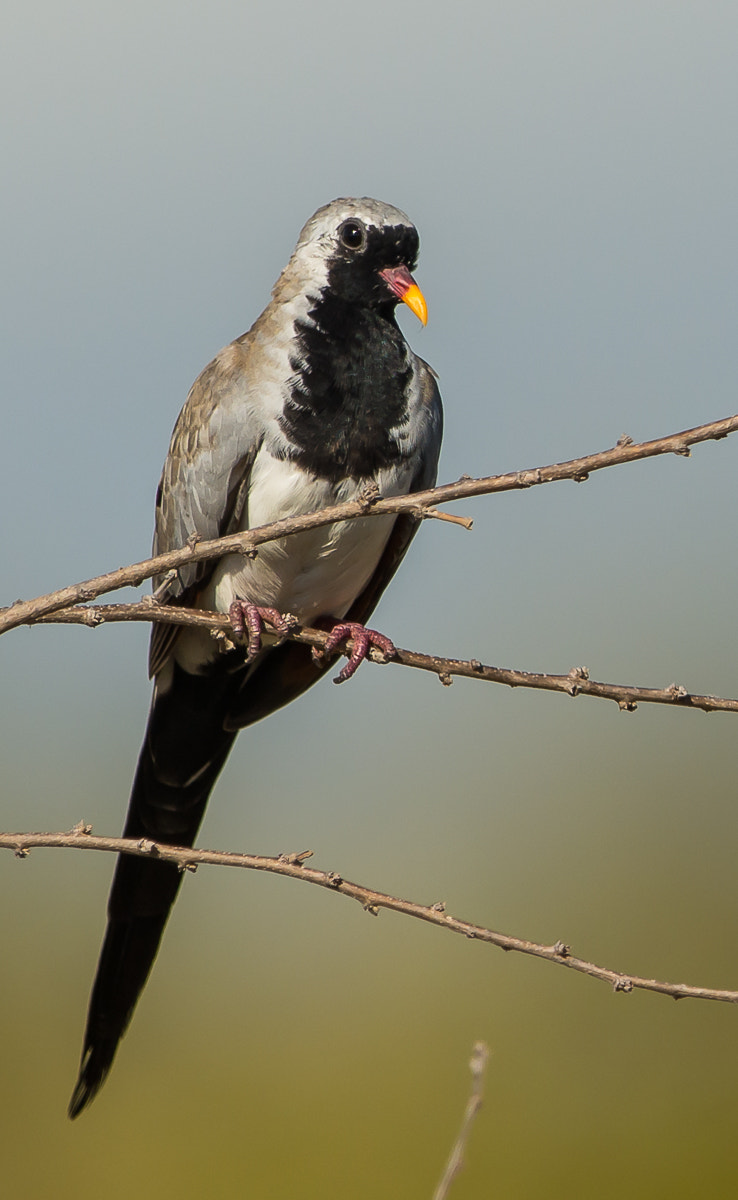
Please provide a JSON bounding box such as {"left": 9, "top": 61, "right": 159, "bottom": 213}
{"left": 229, "top": 602, "right": 295, "bottom": 662}
{"left": 313, "top": 621, "right": 396, "bottom": 684}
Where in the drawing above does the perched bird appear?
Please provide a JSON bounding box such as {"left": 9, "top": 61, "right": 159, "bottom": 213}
{"left": 69, "top": 197, "right": 443, "bottom": 1117}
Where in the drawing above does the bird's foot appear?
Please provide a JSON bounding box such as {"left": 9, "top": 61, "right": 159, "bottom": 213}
{"left": 228, "top": 602, "right": 296, "bottom": 661}
{"left": 313, "top": 621, "right": 396, "bottom": 684}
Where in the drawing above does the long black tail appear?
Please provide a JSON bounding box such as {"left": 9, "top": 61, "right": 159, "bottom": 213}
{"left": 68, "top": 664, "right": 237, "bottom": 1118}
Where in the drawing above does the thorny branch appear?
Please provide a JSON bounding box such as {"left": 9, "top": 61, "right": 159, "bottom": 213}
{"left": 2, "top": 828, "right": 738, "bottom": 1005}
{"left": 31, "top": 599, "right": 738, "bottom": 713}
{"left": 4, "top": 413, "right": 738, "bottom": 714}
{"left": 1, "top": 412, "right": 736, "bottom": 636}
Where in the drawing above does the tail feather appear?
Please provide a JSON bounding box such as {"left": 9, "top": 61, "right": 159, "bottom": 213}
{"left": 69, "top": 664, "right": 237, "bottom": 1118}
{"left": 68, "top": 883, "right": 179, "bottom": 1117}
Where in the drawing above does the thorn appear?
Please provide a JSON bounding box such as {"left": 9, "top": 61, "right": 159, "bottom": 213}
{"left": 152, "top": 570, "right": 179, "bottom": 601}
{"left": 419, "top": 507, "right": 474, "bottom": 530}
{"left": 70, "top": 820, "right": 92, "bottom": 836}
{"left": 553, "top": 941, "right": 570, "bottom": 958}
{"left": 616, "top": 433, "right": 634, "bottom": 447}
{"left": 515, "top": 469, "right": 542, "bottom": 488}
{"left": 279, "top": 849, "right": 313, "bottom": 866}
{"left": 359, "top": 481, "right": 381, "bottom": 508}
{"left": 79, "top": 607, "right": 105, "bottom": 627}
{"left": 211, "top": 628, "right": 237, "bottom": 652}
{"left": 667, "top": 683, "right": 688, "bottom": 699}
{"left": 565, "top": 665, "right": 589, "bottom": 696}
{"left": 568, "top": 666, "right": 590, "bottom": 681}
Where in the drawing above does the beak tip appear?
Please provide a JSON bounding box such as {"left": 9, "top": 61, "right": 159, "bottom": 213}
{"left": 404, "top": 284, "right": 428, "bottom": 327}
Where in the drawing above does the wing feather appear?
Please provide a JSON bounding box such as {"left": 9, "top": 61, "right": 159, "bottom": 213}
{"left": 148, "top": 340, "right": 264, "bottom": 676}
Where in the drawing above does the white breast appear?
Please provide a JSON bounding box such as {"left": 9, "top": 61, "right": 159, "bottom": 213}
{"left": 202, "top": 451, "right": 413, "bottom": 624}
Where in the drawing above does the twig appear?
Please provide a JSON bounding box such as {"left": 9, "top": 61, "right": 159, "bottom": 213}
{"left": 433, "top": 1042, "right": 490, "bottom": 1200}
{"left": 416, "top": 508, "right": 474, "bottom": 530}
{"left": 1, "top": 413, "right": 736, "bottom": 636}
{"left": 3, "top": 829, "right": 738, "bottom": 1004}
{"left": 32, "top": 601, "right": 738, "bottom": 715}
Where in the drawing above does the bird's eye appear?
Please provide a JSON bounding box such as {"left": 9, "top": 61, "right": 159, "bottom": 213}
{"left": 339, "top": 220, "right": 366, "bottom": 250}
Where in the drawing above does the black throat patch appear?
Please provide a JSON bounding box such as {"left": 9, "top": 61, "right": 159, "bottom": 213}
{"left": 278, "top": 224, "right": 419, "bottom": 483}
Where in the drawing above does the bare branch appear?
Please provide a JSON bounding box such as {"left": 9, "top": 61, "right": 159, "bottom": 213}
{"left": 33, "top": 601, "right": 738, "bottom": 715}
{"left": 433, "top": 1042, "right": 490, "bottom": 1200}
{"left": 2, "top": 412, "right": 736, "bottom": 636}
{"left": 3, "top": 829, "right": 738, "bottom": 1005}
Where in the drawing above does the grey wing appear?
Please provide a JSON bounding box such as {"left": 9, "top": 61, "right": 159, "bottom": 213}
{"left": 346, "top": 356, "right": 443, "bottom": 620}
{"left": 149, "top": 343, "right": 265, "bottom": 677}
{"left": 407, "top": 356, "right": 443, "bottom": 489}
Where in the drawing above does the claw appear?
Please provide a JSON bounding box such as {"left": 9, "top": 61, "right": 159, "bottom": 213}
{"left": 228, "top": 602, "right": 294, "bottom": 661}
{"left": 313, "top": 621, "right": 396, "bottom": 684}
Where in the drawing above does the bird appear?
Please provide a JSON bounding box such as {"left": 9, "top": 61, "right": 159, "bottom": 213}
{"left": 68, "top": 197, "right": 443, "bottom": 1117}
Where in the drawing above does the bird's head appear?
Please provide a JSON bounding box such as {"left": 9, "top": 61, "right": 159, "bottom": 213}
{"left": 289, "top": 197, "right": 428, "bottom": 325}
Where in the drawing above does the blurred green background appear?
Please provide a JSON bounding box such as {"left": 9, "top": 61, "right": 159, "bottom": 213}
{"left": 3, "top": 2, "right": 738, "bottom": 1195}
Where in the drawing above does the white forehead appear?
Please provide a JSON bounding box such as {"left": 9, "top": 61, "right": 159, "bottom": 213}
{"left": 295, "top": 197, "right": 415, "bottom": 251}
